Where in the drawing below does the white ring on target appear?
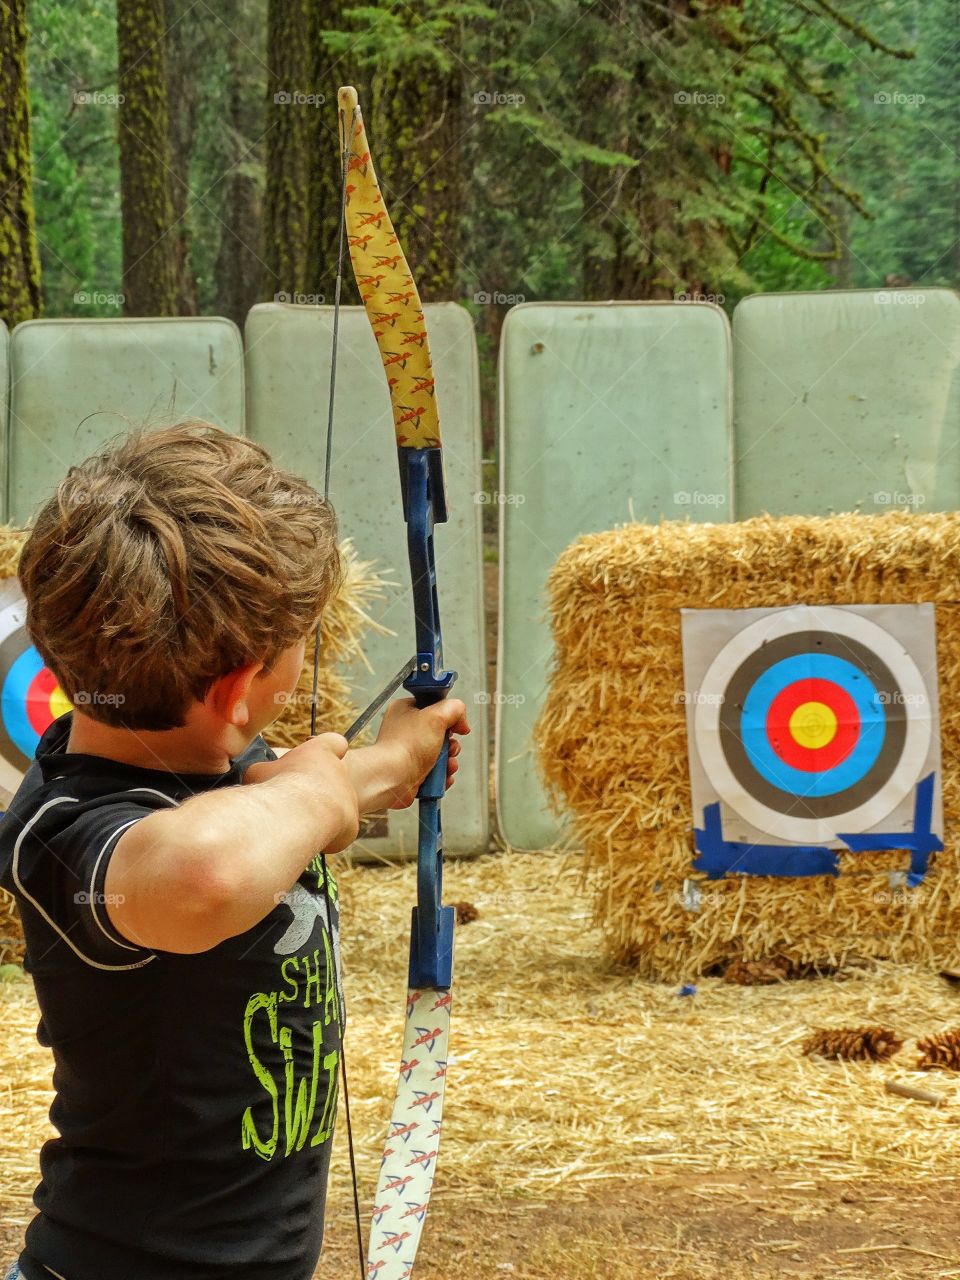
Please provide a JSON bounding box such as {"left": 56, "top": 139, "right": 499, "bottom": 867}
{"left": 0, "top": 591, "right": 32, "bottom": 800}
{"left": 693, "top": 605, "right": 933, "bottom": 844}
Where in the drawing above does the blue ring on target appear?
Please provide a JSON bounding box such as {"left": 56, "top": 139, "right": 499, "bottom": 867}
{"left": 740, "top": 654, "right": 886, "bottom": 797}
{"left": 2, "top": 645, "right": 46, "bottom": 761}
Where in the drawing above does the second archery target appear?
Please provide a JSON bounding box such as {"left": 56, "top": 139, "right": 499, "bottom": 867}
{"left": 680, "top": 604, "right": 942, "bottom": 854}
{"left": 0, "top": 580, "right": 70, "bottom": 805}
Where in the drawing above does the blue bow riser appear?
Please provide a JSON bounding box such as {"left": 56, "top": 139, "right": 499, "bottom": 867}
{"left": 399, "top": 445, "right": 456, "bottom": 990}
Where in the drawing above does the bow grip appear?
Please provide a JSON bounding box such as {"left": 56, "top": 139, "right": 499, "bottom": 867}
{"left": 401, "top": 445, "right": 456, "bottom": 989}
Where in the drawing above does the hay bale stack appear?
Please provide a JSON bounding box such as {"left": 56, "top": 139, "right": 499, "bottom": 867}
{"left": 0, "top": 529, "right": 389, "bottom": 964}
{"left": 535, "top": 511, "right": 960, "bottom": 980}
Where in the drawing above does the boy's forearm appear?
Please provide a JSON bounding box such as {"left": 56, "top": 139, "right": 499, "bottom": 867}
{"left": 344, "top": 741, "right": 411, "bottom": 813}
{"left": 180, "top": 772, "right": 350, "bottom": 930}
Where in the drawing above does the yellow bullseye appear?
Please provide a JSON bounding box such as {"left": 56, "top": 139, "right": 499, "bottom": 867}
{"left": 49, "top": 684, "right": 72, "bottom": 719}
{"left": 789, "top": 700, "right": 837, "bottom": 750}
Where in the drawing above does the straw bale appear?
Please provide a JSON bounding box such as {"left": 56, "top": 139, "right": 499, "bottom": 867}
{"left": 535, "top": 511, "right": 960, "bottom": 979}
{"left": 0, "top": 529, "right": 389, "bottom": 964}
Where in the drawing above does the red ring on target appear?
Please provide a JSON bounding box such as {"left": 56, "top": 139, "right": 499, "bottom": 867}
{"left": 766, "top": 676, "right": 860, "bottom": 773}
{"left": 26, "top": 665, "right": 63, "bottom": 738}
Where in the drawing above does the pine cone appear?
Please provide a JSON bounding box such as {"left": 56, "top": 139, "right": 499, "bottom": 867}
{"left": 802, "top": 1025, "right": 903, "bottom": 1062}
{"left": 725, "top": 955, "right": 794, "bottom": 985}
{"left": 917, "top": 1028, "right": 960, "bottom": 1071}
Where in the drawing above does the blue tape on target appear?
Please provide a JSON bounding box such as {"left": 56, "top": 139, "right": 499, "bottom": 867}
{"left": 693, "top": 774, "right": 941, "bottom": 882}
{"left": 693, "top": 802, "right": 839, "bottom": 879}
{"left": 837, "top": 772, "right": 941, "bottom": 886}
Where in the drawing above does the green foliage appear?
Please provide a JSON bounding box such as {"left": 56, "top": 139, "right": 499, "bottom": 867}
{"left": 842, "top": 0, "right": 960, "bottom": 287}
{"left": 326, "top": 1, "right": 494, "bottom": 68}
{"left": 27, "top": 0, "right": 123, "bottom": 316}
{"left": 19, "top": 0, "right": 960, "bottom": 323}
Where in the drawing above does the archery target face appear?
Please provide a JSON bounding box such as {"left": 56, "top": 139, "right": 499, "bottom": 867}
{"left": 0, "top": 582, "right": 70, "bottom": 803}
{"left": 681, "top": 604, "right": 941, "bottom": 846}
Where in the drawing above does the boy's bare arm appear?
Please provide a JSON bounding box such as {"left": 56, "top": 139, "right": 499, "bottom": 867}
{"left": 104, "top": 733, "right": 359, "bottom": 954}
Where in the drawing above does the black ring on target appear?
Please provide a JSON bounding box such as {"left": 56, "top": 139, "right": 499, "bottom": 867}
{"left": 718, "top": 630, "right": 906, "bottom": 821}
{"left": 0, "top": 625, "right": 36, "bottom": 772}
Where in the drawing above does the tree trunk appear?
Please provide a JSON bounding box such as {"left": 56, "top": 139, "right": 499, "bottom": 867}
{"left": 214, "top": 24, "right": 264, "bottom": 327}
{"left": 117, "top": 0, "right": 179, "bottom": 316}
{"left": 0, "top": 0, "right": 42, "bottom": 326}
{"left": 163, "top": 0, "right": 207, "bottom": 314}
{"left": 371, "top": 57, "right": 463, "bottom": 300}
{"left": 262, "top": 0, "right": 348, "bottom": 305}
{"left": 261, "top": 0, "right": 314, "bottom": 301}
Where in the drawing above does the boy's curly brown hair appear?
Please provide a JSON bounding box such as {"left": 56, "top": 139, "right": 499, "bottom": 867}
{"left": 18, "top": 421, "right": 341, "bottom": 731}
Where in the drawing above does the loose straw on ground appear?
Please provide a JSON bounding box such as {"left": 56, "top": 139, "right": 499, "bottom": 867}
{"left": 5, "top": 851, "right": 960, "bottom": 1231}
{"left": 536, "top": 511, "right": 960, "bottom": 979}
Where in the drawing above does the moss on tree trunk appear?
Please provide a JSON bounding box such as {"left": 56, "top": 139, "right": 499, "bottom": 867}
{"left": 372, "top": 60, "right": 462, "bottom": 301}
{"left": 0, "top": 0, "right": 42, "bottom": 327}
{"left": 262, "top": 0, "right": 348, "bottom": 305}
{"left": 117, "top": 0, "right": 179, "bottom": 316}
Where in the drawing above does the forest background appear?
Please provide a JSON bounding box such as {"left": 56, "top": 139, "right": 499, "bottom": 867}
{"left": 0, "top": 0, "right": 957, "bottom": 443}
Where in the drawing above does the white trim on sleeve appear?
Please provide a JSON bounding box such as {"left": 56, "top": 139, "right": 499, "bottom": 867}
{"left": 13, "top": 796, "right": 156, "bottom": 972}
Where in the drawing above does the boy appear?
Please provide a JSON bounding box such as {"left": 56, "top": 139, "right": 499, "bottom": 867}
{"left": 0, "top": 421, "right": 468, "bottom": 1280}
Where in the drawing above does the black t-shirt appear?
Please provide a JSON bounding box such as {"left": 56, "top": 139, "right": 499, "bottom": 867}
{"left": 0, "top": 714, "right": 343, "bottom": 1280}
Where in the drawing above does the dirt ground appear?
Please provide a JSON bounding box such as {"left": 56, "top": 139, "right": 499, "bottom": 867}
{"left": 4, "top": 1173, "right": 959, "bottom": 1279}
{"left": 316, "top": 1173, "right": 960, "bottom": 1279}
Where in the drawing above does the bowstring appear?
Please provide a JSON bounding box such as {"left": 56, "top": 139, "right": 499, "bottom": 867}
{"left": 313, "top": 100, "right": 365, "bottom": 1280}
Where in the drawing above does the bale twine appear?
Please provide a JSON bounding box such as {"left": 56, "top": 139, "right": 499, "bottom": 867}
{"left": 0, "top": 528, "right": 389, "bottom": 964}
{"left": 535, "top": 511, "right": 960, "bottom": 980}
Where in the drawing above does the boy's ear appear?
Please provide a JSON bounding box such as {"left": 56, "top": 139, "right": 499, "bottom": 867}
{"left": 205, "top": 661, "right": 264, "bottom": 727}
